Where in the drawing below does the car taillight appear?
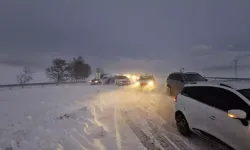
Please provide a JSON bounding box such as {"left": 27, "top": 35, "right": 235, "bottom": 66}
{"left": 174, "top": 96, "right": 177, "bottom": 102}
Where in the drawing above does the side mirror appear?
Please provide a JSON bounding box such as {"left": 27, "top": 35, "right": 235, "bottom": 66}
{"left": 228, "top": 109, "right": 247, "bottom": 119}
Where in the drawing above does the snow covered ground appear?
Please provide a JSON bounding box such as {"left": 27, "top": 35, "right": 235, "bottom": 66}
{"left": 0, "top": 84, "right": 223, "bottom": 150}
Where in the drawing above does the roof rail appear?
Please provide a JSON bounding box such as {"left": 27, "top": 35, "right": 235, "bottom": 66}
{"left": 219, "top": 83, "right": 233, "bottom": 89}
{"left": 189, "top": 82, "right": 197, "bottom": 84}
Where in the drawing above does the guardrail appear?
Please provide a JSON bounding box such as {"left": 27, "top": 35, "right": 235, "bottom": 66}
{"left": 0, "top": 81, "right": 87, "bottom": 89}
{"left": 204, "top": 77, "right": 250, "bottom": 81}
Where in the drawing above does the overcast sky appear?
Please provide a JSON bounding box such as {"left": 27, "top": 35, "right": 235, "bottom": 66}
{"left": 1, "top": 0, "right": 250, "bottom": 82}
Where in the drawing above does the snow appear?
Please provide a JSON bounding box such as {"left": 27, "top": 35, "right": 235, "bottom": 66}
{"left": 0, "top": 83, "right": 222, "bottom": 150}
{"left": 0, "top": 85, "right": 145, "bottom": 150}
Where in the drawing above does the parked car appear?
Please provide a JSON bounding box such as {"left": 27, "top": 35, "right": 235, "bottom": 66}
{"left": 175, "top": 81, "right": 250, "bottom": 150}
{"left": 102, "top": 76, "right": 115, "bottom": 85}
{"left": 89, "top": 78, "right": 102, "bottom": 85}
{"left": 165, "top": 72, "right": 207, "bottom": 96}
{"left": 115, "top": 75, "right": 130, "bottom": 86}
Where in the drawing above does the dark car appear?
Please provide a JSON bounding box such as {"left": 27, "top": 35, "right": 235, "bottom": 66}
{"left": 89, "top": 78, "right": 102, "bottom": 85}
{"left": 165, "top": 72, "right": 207, "bottom": 96}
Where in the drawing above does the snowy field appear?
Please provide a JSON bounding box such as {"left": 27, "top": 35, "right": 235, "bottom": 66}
{"left": 0, "top": 84, "right": 223, "bottom": 150}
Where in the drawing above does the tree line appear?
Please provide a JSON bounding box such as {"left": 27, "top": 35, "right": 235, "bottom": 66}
{"left": 16, "top": 56, "right": 92, "bottom": 85}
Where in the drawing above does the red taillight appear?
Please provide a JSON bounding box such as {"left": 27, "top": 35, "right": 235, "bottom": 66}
{"left": 174, "top": 96, "right": 177, "bottom": 102}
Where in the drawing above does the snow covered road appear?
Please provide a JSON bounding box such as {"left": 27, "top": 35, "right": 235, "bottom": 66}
{"left": 0, "top": 84, "right": 223, "bottom": 150}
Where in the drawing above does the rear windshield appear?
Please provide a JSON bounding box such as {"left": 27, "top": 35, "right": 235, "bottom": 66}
{"left": 116, "top": 76, "right": 128, "bottom": 79}
{"left": 183, "top": 73, "right": 206, "bottom": 81}
{"left": 139, "top": 76, "right": 154, "bottom": 80}
{"left": 238, "top": 89, "right": 250, "bottom": 101}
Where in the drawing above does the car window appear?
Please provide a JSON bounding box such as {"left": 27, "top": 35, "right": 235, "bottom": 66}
{"left": 168, "top": 74, "right": 174, "bottom": 80}
{"left": 183, "top": 73, "right": 205, "bottom": 81}
{"left": 206, "top": 87, "right": 249, "bottom": 112}
{"left": 181, "top": 86, "right": 208, "bottom": 104}
{"left": 117, "top": 76, "right": 128, "bottom": 79}
{"left": 182, "top": 86, "right": 250, "bottom": 113}
{"left": 238, "top": 89, "right": 250, "bottom": 102}
{"left": 175, "top": 74, "right": 183, "bottom": 81}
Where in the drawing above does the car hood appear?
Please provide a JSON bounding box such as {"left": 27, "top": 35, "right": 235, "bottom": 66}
{"left": 139, "top": 80, "right": 154, "bottom": 83}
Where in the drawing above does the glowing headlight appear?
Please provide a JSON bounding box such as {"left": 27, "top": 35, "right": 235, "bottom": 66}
{"left": 135, "top": 82, "right": 140, "bottom": 86}
{"left": 148, "top": 81, "right": 154, "bottom": 85}
{"left": 95, "top": 80, "right": 98, "bottom": 83}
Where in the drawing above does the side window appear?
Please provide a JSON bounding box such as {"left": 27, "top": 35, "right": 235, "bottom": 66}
{"left": 210, "top": 88, "right": 250, "bottom": 112}
{"left": 168, "top": 74, "right": 174, "bottom": 80}
{"left": 181, "top": 86, "right": 206, "bottom": 103}
{"left": 181, "top": 87, "right": 190, "bottom": 96}
{"left": 182, "top": 86, "right": 250, "bottom": 114}
{"left": 181, "top": 86, "right": 219, "bottom": 107}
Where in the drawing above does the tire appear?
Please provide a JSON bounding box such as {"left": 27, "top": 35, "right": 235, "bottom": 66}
{"left": 175, "top": 112, "right": 191, "bottom": 136}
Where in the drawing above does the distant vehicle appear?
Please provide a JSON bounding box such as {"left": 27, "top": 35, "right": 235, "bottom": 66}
{"left": 115, "top": 75, "right": 130, "bottom": 86}
{"left": 102, "top": 76, "right": 115, "bottom": 85}
{"left": 89, "top": 78, "right": 102, "bottom": 85}
{"left": 166, "top": 72, "right": 207, "bottom": 96}
{"left": 135, "top": 75, "right": 156, "bottom": 91}
{"left": 175, "top": 81, "right": 250, "bottom": 150}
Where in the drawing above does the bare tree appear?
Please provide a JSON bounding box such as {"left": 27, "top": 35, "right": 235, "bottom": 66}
{"left": 17, "top": 67, "right": 34, "bottom": 87}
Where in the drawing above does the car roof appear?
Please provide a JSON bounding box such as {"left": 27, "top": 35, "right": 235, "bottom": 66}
{"left": 116, "top": 75, "right": 127, "bottom": 77}
{"left": 140, "top": 75, "right": 154, "bottom": 77}
{"left": 185, "top": 80, "right": 250, "bottom": 90}
{"left": 170, "top": 72, "right": 200, "bottom": 75}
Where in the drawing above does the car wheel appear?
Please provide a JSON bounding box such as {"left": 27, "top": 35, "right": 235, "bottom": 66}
{"left": 175, "top": 112, "right": 191, "bottom": 136}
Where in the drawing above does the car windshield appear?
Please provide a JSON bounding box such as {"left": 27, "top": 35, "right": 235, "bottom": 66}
{"left": 139, "top": 76, "right": 154, "bottom": 80}
{"left": 117, "top": 76, "right": 128, "bottom": 79}
{"left": 238, "top": 89, "right": 250, "bottom": 101}
{"left": 183, "top": 73, "right": 206, "bottom": 81}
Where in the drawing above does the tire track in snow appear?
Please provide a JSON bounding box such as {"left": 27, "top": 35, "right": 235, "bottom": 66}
{"left": 134, "top": 93, "right": 193, "bottom": 150}
{"left": 120, "top": 110, "right": 161, "bottom": 150}
{"left": 64, "top": 129, "right": 88, "bottom": 150}
{"left": 90, "top": 104, "right": 109, "bottom": 132}
{"left": 147, "top": 121, "right": 192, "bottom": 150}
{"left": 114, "top": 107, "right": 122, "bottom": 150}
{"left": 133, "top": 107, "right": 181, "bottom": 150}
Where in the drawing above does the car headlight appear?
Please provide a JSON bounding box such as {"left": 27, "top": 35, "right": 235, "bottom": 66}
{"left": 135, "top": 82, "right": 140, "bottom": 86}
{"left": 95, "top": 80, "right": 98, "bottom": 83}
{"left": 148, "top": 81, "right": 154, "bottom": 85}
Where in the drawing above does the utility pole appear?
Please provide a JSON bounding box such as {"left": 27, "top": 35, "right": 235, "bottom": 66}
{"left": 233, "top": 59, "right": 238, "bottom": 78}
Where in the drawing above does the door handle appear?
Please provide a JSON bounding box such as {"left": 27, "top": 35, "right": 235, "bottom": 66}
{"left": 209, "top": 116, "right": 216, "bottom": 120}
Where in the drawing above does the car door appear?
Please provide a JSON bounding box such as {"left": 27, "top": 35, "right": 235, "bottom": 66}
{"left": 207, "top": 88, "right": 250, "bottom": 149}
{"left": 181, "top": 86, "right": 211, "bottom": 132}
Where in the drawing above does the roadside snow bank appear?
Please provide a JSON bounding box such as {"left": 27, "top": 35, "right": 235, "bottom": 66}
{"left": 0, "top": 85, "right": 145, "bottom": 150}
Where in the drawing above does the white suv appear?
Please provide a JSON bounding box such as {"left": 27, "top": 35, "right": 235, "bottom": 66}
{"left": 175, "top": 81, "right": 250, "bottom": 150}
